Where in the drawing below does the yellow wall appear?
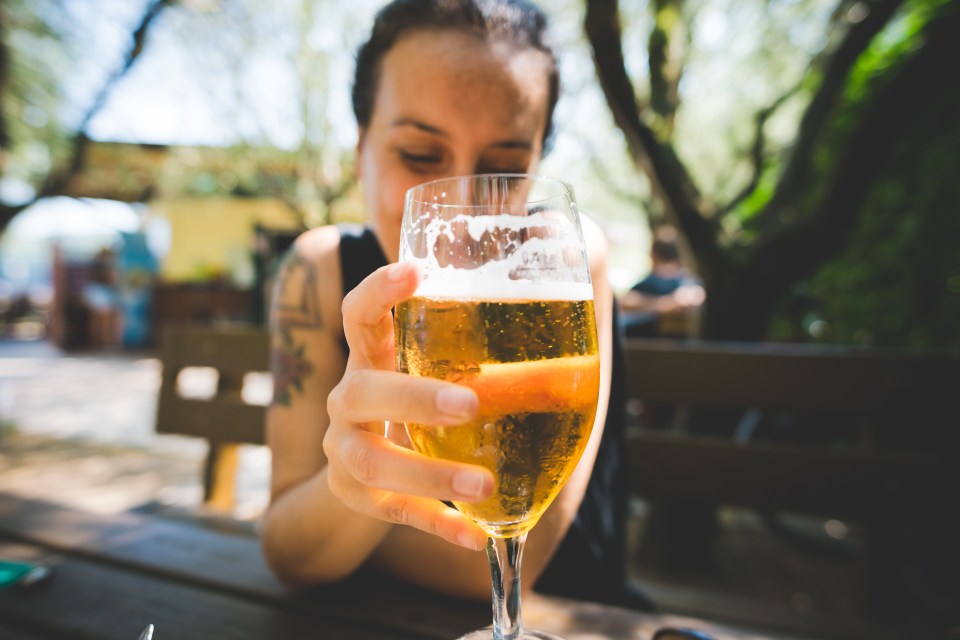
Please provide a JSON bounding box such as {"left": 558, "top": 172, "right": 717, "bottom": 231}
{"left": 147, "top": 197, "right": 301, "bottom": 284}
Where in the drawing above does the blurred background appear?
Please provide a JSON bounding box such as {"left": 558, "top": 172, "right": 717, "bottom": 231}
{"left": 0, "top": 0, "right": 957, "bottom": 637}
{"left": 2, "top": 0, "right": 957, "bottom": 351}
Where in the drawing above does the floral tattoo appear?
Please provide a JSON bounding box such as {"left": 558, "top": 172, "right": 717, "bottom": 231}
{"left": 270, "top": 249, "right": 322, "bottom": 406}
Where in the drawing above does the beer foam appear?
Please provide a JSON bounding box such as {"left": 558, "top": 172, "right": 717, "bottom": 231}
{"left": 402, "top": 211, "right": 593, "bottom": 300}
{"left": 415, "top": 274, "right": 594, "bottom": 301}
{"left": 458, "top": 213, "right": 571, "bottom": 241}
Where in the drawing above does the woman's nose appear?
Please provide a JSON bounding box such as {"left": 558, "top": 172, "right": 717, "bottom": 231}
{"left": 450, "top": 157, "right": 479, "bottom": 178}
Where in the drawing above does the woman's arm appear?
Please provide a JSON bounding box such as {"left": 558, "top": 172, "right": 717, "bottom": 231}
{"left": 260, "top": 228, "right": 493, "bottom": 592}
{"left": 261, "top": 220, "right": 615, "bottom": 600}
{"left": 261, "top": 227, "right": 389, "bottom": 586}
{"left": 620, "top": 284, "right": 705, "bottom": 315}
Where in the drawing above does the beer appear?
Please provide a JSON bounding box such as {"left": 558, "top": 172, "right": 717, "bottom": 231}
{"left": 395, "top": 295, "right": 599, "bottom": 538}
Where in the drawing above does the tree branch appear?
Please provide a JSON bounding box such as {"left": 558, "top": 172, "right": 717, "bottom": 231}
{"left": 566, "top": 129, "right": 648, "bottom": 208}
{"left": 46, "top": 1, "right": 174, "bottom": 196}
{"left": 1, "top": 0, "right": 174, "bottom": 234}
{"left": 721, "top": 85, "right": 801, "bottom": 216}
{"left": 0, "top": 16, "right": 10, "bottom": 154}
{"left": 647, "top": 0, "right": 686, "bottom": 138}
{"left": 760, "top": 0, "right": 904, "bottom": 223}
{"left": 584, "top": 0, "right": 726, "bottom": 278}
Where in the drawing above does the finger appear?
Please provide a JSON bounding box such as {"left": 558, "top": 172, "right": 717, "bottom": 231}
{"left": 329, "top": 428, "right": 494, "bottom": 503}
{"left": 331, "top": 369, "right": 478, "bottom": 425}
{"left": 372, "top": 492, "right": 489, "bottom": 551}
{"left": 342, "top": 262, "right": 420, "bottom": 369}
{"left": 327, "top": 479, "right": 488, "bottom": 551}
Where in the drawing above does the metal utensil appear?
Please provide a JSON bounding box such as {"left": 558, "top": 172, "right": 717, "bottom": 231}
{"left": 138, "top": 624, "right": 154, "bottom": 640}
{"left": 18, "top": 564, "right": 52, "bottom": 587}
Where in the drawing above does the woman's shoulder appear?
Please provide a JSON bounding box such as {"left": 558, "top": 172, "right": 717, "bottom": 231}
{"left": 291, "top": 224, "right": 342, "bottom": 262}
{"left": 271, "top": 225, "right": 347, "bottom": 336}
{"left": 578, "top": 213, "right": 611, "bottom": 273}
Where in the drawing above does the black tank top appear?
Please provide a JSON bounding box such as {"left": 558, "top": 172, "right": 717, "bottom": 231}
{"left": 337, "top": 225, "right": 652, "bottom": 611}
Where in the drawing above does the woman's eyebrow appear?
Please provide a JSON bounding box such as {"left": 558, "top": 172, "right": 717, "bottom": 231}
{"left": 390, "top": 118, "right": 533, "bottom": 150}
{"left": 391, "top": 118, "right": 448, "bottom": 136}
{"left": 492, "top": 140, "right": 533, "bottom": 150}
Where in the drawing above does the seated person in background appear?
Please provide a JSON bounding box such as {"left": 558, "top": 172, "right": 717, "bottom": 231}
{"left": 619, "top": 225, "right": 705, "bottom": 338}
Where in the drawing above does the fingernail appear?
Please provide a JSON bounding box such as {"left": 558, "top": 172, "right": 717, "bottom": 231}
{"left": 453, "top": 469, "right": 488, "bottom": 499}
{"left": 457, "top": 530, "right": 485, "bottom": 551}
{"left": 435, "top": 387, "right": 477, "bottom": 419}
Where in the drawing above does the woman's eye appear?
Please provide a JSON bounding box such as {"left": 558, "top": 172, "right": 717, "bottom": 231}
{"left": 482, "top": 166, "right": 526, "bottom": 174}
{"left": 400, "top": 151, "right": 443, "bottom": 170}
{"left": 478, "top": 157, "right": 531, "bottom": 174}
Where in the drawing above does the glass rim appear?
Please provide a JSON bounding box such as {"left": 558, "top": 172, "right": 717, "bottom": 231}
{"left": 404, "top": 173, "right": 574, "bottom": 209}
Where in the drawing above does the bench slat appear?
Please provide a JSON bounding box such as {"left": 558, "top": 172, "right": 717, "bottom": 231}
{"left": 626, "top": 433, "right": 945, "bottom": 520}
{"left": 154, "top": 324, "right": 271, "bottom": 510}
{"left": 622, "top": 338, "right": 955, "bottom": 415}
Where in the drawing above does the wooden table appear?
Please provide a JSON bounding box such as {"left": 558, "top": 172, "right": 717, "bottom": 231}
{"left": 0, "top": 493, "right": 809, "bottom": 640}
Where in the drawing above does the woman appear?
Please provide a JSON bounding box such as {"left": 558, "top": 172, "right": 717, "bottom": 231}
{"left": 261, "top": 0, "right": 649, "bottom": 610}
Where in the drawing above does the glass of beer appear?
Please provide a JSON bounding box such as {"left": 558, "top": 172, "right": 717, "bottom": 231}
{"left": 394, "top": 174, "right": 599, "bottom": 640}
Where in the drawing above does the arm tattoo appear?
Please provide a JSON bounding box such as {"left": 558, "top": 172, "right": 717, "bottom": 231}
{"left": 270, "top": 248, "right": 321, "bottom": 406}
{"left": 272, "top": 327, "right": 315, "bottom": 407}
{"left": 272, "top": 250, "right": 323, "bottom": 329}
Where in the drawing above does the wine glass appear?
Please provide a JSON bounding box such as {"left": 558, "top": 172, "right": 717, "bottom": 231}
{"left": 394, "top": 174, "right": 600, "bottom": 640}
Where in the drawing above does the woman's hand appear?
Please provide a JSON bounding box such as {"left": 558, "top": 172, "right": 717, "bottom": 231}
{"left": 323, "top": 261, "right": 493, "bottom": 551}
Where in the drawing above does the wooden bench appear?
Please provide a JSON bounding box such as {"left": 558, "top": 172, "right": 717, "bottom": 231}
{"left": 621, "top": 337, "right": 959, "bottom": 621}
{"left": 155, "top": 324, "right": 270, "bottom": 511}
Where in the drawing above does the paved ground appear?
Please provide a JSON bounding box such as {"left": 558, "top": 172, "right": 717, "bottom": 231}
{"left": 0, "top": 338, "right": 270, "bottom": 519}
{"left": 0, "top": 337, "right": 884, "bottom": 639}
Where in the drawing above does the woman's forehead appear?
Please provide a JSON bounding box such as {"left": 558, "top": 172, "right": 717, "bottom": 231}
{"left": 374, "top": 29, "right": 551, "bottom": 120}
{"left": 384, "top": 29, "right": 549, "bottom": 89}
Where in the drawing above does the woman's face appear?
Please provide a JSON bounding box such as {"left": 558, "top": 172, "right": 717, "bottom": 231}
{"left": 356, "top": 28, "right": 552, "bottom": 262}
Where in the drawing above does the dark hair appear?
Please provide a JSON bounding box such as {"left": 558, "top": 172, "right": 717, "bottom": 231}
{"left": 352, "top": 0, "right": 560, "bottom": 151}
{"left": 651, "top": 225, "right": 681, "bottom": 263}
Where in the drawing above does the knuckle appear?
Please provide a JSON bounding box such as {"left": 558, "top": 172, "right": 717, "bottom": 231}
{"left": 321, "top": 428, "right": 336, "bottom": 460}
{"left": 396, "top": 379, "right": 420, "bottom": 416}
{"left": 341, "top": 286, "right": 360, "bottom": 320}
{"left": 347, "top": 437, "right": 375, "bottom": 484}
{"left": 338, "top": 371, "right": 365, "bottom": 409}
{"left": 381, "top": 496, "right": 410, "bottom": 525}
{"left": 325, "top": 383, "right": 341, "bottom": 417}
{"left": 424, "top": 510, "right": 444, "bottom": 537}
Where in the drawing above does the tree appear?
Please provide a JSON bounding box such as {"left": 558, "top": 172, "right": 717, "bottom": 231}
{"left": 0, "top": 0, "right": 174, "bottom": 234}
{"left": 0, "top": 0, "right": 369, "bottom": 235}
{"left": 145, "top": 0, "right": 368, "bottom": 228}
{"left": 585, "top": 0, "right": 960, "bottom": 345}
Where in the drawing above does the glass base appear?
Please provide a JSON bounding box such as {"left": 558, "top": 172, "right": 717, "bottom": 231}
{"left": 457, "top": 627, "right": 566, "bottom": 640}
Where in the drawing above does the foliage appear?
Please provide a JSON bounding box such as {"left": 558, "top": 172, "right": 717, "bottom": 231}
{"left": 791, "top": 82, "right": 960, "bottom": 348}
{"left": 763, "top": 0, "right": 960, "bottom": 348}
{"left": 0, "top": 0, "right": 80, "bottom": 195}
{"left": 586, "top": 0, "right": 960, "bottom": 347}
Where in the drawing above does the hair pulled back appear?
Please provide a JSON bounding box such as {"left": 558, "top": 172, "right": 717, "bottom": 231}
{"left": 352, "top": 0, "right": 560, "bottom": 151}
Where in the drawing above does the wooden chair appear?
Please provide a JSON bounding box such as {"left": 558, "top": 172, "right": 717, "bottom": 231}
{"left": 621, "top": 338, "right": 959, "bottom": 620}
{"left": 155, "top": 324, "right": 270, "bottom": 511}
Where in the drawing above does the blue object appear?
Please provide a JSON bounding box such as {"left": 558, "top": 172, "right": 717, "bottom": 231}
{"left": 117, "top": 232, "right": 158, "bottom": 348}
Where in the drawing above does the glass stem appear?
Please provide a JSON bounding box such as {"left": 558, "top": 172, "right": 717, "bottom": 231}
{"left": 486, "top": 533, "right": 527, "bottom": 640}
